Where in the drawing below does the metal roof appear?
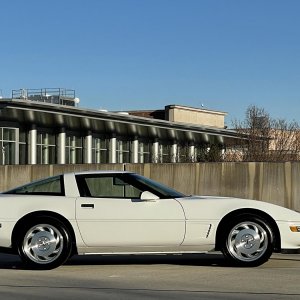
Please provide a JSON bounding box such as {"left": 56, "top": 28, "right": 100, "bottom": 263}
{"left": 0, "top": 99, "right": 241, "bottom": 145}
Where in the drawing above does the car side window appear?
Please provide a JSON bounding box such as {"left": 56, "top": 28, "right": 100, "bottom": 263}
{"left": 3, "top": 175, "right": 64, "bottom": 195}
{"left": 77, "top": 175, "right": 142, "bottom": 198}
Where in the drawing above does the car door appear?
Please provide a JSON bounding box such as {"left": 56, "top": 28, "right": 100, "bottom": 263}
{"left": 75, "top": 174, "right": 186, "bottom": 247}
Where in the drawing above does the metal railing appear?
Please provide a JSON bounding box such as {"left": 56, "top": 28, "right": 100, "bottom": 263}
{"left": 12, "top": 88, "right": 78, "bottom": 107}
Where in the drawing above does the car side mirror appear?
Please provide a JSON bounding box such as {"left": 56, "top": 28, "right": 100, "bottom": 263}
{"left": 140, "top": 191, "right": 159, "bottom": 201}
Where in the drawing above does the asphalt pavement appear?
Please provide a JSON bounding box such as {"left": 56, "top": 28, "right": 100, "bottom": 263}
{"left": 0, "top": 252, "right": 299, "bottom": 299}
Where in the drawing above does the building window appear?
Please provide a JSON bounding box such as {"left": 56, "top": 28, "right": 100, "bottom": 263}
{"left": 66, "top": 134, "right": 83, "bottom": 164}
{"left": 19, "top": 128, "right": 27, "bottom": 164}
{"left": 159, "top": 143, "right": 172, "bottom": 163}
{"left": 178, "top": 144, "right": 189, "bottom": 162}
{"left": 37, "top": 132, "right": 56, "bottom": 164}
{"left": 139, "top": 140, "right": 151, "bottom": 163}
{"left": 0, "top": 127, "right": 17, "bottom": 165}
{"left": 92, "top": 136, "right": 109, "bottom": 163}
{"left": 116, "top": 139, "right": 131, "bottom": 163}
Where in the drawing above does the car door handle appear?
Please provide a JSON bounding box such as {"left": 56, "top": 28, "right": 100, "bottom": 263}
{"left": 81, "top": 204, "right": 94, "bottom": 208}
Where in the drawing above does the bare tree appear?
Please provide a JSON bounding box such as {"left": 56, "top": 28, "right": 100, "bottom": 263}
{"left": 269, "top": 119, "right": 300, "bottom": 161}
{"left": 227, "top": 105, "right": 300, "bottom": 162}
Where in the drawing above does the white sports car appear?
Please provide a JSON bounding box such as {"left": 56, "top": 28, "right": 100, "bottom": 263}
{"left": 0, "top": 171, "right": 300, "bottom": 269}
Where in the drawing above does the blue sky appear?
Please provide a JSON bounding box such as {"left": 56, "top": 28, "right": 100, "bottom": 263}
{"left": 1, "top": 0, "right": 299, "bottom": 125}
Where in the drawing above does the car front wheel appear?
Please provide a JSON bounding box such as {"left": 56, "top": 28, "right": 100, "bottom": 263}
{"left": 220, "top": 215, "right": 274, "bottom": 267}
{"left": 17, "top": 217, "right": 72, "bottom": 269}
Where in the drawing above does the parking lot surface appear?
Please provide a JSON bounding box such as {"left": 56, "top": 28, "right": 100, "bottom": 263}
{"left": 0, "top": 252, "right": 299, "bottom": 299}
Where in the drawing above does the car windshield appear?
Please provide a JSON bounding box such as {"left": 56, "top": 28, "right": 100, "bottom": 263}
{"left": 2, "top": 175, "right": 65, "bottom": 196}
{"left": 122, "top": 173, "right": 186, "bottom": 198}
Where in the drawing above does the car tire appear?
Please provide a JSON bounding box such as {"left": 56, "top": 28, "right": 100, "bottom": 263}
{"left": 220, "top": 214, "right": 275, "bottom": 267}
{"left": 16, "top": 217, "right": 72, "bottom": 270}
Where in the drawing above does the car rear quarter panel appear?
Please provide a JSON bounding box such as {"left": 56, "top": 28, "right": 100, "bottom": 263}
{"left": 0, "top": 195, "right": 77, "bottom": 248}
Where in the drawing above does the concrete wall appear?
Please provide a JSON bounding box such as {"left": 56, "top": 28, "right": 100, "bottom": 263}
{"left": 1, "top": 162, "right": 300, "bottom": 210}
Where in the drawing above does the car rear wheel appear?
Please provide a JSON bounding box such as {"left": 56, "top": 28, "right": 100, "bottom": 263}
{"left": 220, "top": 215, "right": 274, "bottom": 267}
{"left": 17, "top": 217, "right": 72, "bottom": 269}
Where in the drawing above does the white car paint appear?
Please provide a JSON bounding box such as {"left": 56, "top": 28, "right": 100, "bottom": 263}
{"left": 76, "top": 197, "right": 185, "bottom": 247}
{"left": 0, "top": 170, "right": 299, "bottom": 269}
